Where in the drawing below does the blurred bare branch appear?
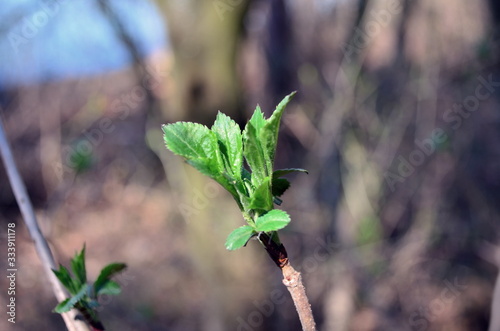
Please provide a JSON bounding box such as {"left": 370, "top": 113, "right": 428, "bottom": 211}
{"left": 0, "top": 114, "right": 88, "bottom": 331}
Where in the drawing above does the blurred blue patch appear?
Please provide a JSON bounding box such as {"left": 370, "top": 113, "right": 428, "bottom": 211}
{"left": 0, "top": 0, "right": 168, "bottom": 87}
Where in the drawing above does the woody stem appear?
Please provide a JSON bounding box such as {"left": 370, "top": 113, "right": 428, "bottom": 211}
{"left": 259, "top": 233, "right": 317, "bottom": 331}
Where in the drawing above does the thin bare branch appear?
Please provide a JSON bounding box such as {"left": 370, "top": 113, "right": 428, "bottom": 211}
{"left": 0, "top": 116, "right": 88, "bottom": 331}
{"left": 282, "top": 263, "right": 317, "bottom": 331}
{"left": 259, "top": 233, "right": 317, "bottom": 330}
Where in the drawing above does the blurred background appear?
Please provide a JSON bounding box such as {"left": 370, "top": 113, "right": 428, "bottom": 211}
{"left": 0, "top": 0, "right": 499, "bottom": 330}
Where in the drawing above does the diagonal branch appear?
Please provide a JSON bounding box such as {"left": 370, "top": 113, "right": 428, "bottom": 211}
{"left": 259, "top": 232, "right": 317, "bottom": 331}
{"left": 0, "top": 115, "right": 88, "bottom": 331}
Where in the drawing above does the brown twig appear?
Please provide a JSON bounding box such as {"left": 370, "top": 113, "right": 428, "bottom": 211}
{"left": 282, "top": 263, "right": 317, "bottom": 331}
{"left": 259, "top": 233, "right": 317, "bottom": 331}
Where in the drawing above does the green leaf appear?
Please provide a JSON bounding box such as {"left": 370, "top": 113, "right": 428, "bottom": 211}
{"left": 52, "top": 265, "right": 78, "bottom": 295}
{"left": 95, "top": 280, "right": 121, "bottom": 296}
{"left": 260, "top": 92, "right": 296, "bottom": 172}
{"left": 272, "top": 178, "right": 291, "bottom": 197}
{"left": 163, "top": 122, "right": 241, "bottom": 203}
{"left": 212, "top": 112, "right": 243, "bottom": 180}
{"left": 241, "top": 167, "right": 252, "bottom": 182}
{"left": 230, "top": 168, "right": 252, "bottom": 210}
{"left": 94, "top": 263, "right": 127, "bottom": 297}
{"left": 71, "top": 245, "right": 86, "bottom": 288}
{"left": 271, "top": 168, "right": 307, "bottom": 199}
{"left": 249, "top": 177, "right": 273, "bottom": 211}
{"left": 225, "top": 225, "right": 256, "bottom": 250}
{"left": 273, "top": 168, "right": 308, "bottom": 178}
{"left": 162, "top": 122, "right": 222, "bottom": 178}
{"left": 162, "top": 122, "right": 215, "bottom": 159}
{"left": 53, "top": 298, "right": 71, "bottom": 313}
{"left": 255, "top": 209, "right": 291, "bottom": 232}
{"left": 185, "top": 158, "right": 221, "bottom": 179}
{"left": 243, "top": 119, "right": 267, "bottom": 187}
{"left": 249, "top": 105, "right": 266, "bottom": 132}
{"left": 53, "top": 284, "right": 88, "bottom": 313}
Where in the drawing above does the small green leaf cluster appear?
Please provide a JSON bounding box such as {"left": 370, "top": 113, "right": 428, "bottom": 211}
{"left": 162, "top": 92, "right": 307, "bottom": 251}
{"left": 52, "top": 245, "right": 126, "bottom": 319}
